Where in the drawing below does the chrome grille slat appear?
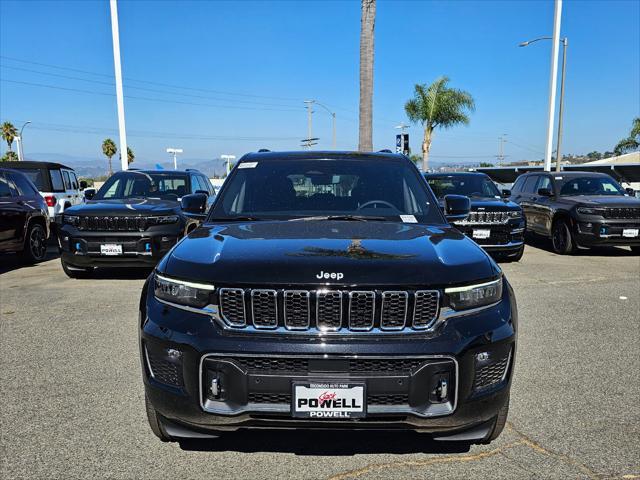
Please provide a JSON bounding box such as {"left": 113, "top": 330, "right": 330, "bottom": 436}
{"left": 413, "top": 290, "right": 440, "bottom": 329}
{"left": 348, "top": 291, "right": 375, "bottom": 331}
{"left": 283, "top": 290, "right": 310, "bottom": 330}
{"left": 219, "top": 288, "right": 246, "bottom": 326}
{"left": 380, "top": 291, "right": 408, "bottom": 330}
{"left": 457, "top": 211, "right": 510, "bottom": 225}
{"left": 316, "top": 290, "right": 343, "bottom": 331}
{"left": 77, "top": 215, "right": 146, "bottom": 231}
{"left": 251, "top": 289, "right": 278, "bottom": 329}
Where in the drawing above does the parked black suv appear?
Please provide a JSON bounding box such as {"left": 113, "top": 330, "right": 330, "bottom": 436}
{"left": 425, "top": 173, "right": 525, "bottom": 261}
{"left": 510, "top": 171, "right": 640, "bottom": 254}
{"left": 0, "top": 168, "right": 50, "bottom": 262}
{"left": 58, "top": 169, "right": 215, "bottom": 277}
{"left": 140, "top": 151, "right": 517, "bottom": 445}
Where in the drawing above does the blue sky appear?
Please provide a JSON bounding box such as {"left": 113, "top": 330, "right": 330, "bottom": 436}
{"left": 1, "top": 0, "right": 638, "bottom": 166}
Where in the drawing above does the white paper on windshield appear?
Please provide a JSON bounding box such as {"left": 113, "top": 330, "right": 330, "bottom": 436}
{"left": 238, "top": 162, "right": 258, "bottom": 169}
{"left": 400, "top": 215, "right": 418, "bottom": 223}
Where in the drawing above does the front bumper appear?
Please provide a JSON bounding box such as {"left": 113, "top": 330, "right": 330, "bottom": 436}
{"left": 454, "top": 222, "right": 525, "bottom": 254}
{"left": 58, "top": 224, "right": 182, "bottom": 268}
{"left": 140, "top": 279, "right": 517, "bottom": 437}
{"left": 574, "top": 218, "right": 640, "bottom": 247}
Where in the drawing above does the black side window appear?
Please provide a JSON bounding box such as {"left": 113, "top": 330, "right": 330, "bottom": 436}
{"left": 50, "top": 169, "right": 65, "bottom": 191}
{"left": 10, "top": 172, "right": 39, "bottom": 196}
{"left": 0, "top": 173, "right": 13, "bottom": 197}
{"left": 200, "top": 176, "right": 213, "bottom": 194}
{"left": 536, "top": 176, "right": 553, "bottom": 193}
{"left": 522, "top": 176, "right": 539, "bottom": 194}
{"left": 70, "top": 172, "right": 79, "bottom": 190}
{"left": 512, "top": 176, "right": 525, "bottom": 193}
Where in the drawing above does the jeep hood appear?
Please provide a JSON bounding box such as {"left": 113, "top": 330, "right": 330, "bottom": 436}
{"left": 160, "top": 220, "right": 499, "bottom": 287}
{"left": 66, "top": 198, "right": 177, "bottom": 216}
{"left": 564, "top": 195, "right": 640, "bottom": 207}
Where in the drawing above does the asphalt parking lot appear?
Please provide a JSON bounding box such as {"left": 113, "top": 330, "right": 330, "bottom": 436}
{"left": 1, "top": 242, "right": 638, "bottom": 479}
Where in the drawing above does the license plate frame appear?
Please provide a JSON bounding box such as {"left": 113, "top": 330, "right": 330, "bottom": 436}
{"left": 622, "top": 228, "right": 639, "bottom": 238}
{"left": 100, "top": 244, "right": 123, "bottom": 256}
{"left": 292, "top": 381, "right": 366, "bottom": 419}
{"left": 472, "top": 229, "right": 491, "bottom": 240}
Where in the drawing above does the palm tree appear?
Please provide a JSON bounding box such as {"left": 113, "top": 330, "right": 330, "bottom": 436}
{"left": 358, "top": 0, "right": 375, "bottom": 152}
{"left": 614, "top": 117, "right": 640, "bottom": 155}
{"left": 102, "top": 138, "right": 117, "bottom": 176}
{"left": 127, "top": 146, "right": 135, "bottom": 165}
{"left": 404, "top": 76, "right": 475, "bottom": 172}
{"left": 1, "top": 121, "right": 18, "bottom": 152}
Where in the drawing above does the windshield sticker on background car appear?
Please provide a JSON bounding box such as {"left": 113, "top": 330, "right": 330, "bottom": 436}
{"left": 238, "top": 162, "right": 258, "bottom": 169}
{"left": 400, "top": 215, "right": 418, "bottom": 223}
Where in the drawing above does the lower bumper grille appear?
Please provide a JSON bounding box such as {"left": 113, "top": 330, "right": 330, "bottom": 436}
{"left": 248, "top": 392, "right": 409, "bottom": 406}
{"left": 145, "top": 346, "right": 183, "bottom": 387}
{"left": 474, "top": 348, "right": 511, "bottom": 392}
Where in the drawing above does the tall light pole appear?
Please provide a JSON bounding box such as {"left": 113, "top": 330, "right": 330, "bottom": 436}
{"left": 303, "top": 100, "right": 314, "bottom": 150}
{"left": 221, "top": 154, "right": 236, "bottom": 176}
{"left": 15, "top": 120, "right": 31, "bottom": 161}
{"left": 496, "top": 134, "right": 508, "bottom": 165}
{"left": 520, "top": 35, "right": 568, "bottom": 172}
{"left": 166, "top": 148, "right": 183, "bottom": 169}
{"left": 110, "top": 0, "right": 128, "bottom": 172}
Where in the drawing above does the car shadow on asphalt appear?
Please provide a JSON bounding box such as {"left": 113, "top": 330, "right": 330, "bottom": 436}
{"left": 89, "top": 268, "right": 153, "bottom": 280}
{"left": 0, "top": 248, "right": 60, "bottom": 275}
{"left": 177, "top": 429, "right": 471, "bottom": 455}
{"left": 524, "top": 234, "right": 636, "bottom": 257}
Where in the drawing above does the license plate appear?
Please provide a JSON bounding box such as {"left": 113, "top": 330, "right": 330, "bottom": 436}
{"left": 292, "top": 382, "right": 365, "bottom": 418}
{"left": 622, "top": 228, "right": 639, "bottom": 238}
{"left": 473, "top": 229, "right": 491, "bottom": 239}
{"left": 100, "top": 244, "right": 123, "bottom": 256}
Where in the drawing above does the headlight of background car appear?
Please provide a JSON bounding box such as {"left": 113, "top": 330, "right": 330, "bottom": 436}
{"left": 506, "top": 211, "right": 523, "bottom": 219}
{"left": 63, "top": 215, "right": 80, "bottom": 226}
{"left": 445, "top": 278, "right": 503, "bottom": 310}
{"left": 154, "top": 274, "right": 215, "bottom": 308}
{"left": 576, "top": 207, "right": 605, "bottom": 216}
{"left": 147, "top": 215, "right": 179, "bottom": 226}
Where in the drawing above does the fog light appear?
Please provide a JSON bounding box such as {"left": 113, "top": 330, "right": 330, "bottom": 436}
{"left": 476, "top": 351, "right": 490, "bottom": 362}
{"left": 75, "top": 242, "right": 81, "bottom": 250}
{"left": 210, "top": 377, "right": 221, "bottom": 398}
{"left": 600, "top": 226, "right": 608, "bottom": 235}
{"left": 145, "top": 242, "right": 151, "bottom": 251}
{"left": 166, "top": 348, "right": 181, "bottom": 360}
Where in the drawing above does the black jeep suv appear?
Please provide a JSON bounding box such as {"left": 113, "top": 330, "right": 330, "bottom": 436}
{"left": 425, "top": 173, "right": 525, "bottom": 261}
{"left": 140, "top": 151, "right": 517, "bottom": 445}
{"left": 510, "top": 171, "right": 640, "bottom": 254}
{"left": 58, "top": 169, "right": 215, "bottom": 277}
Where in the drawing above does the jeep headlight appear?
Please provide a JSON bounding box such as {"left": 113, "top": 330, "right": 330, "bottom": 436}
{"left": 154, "top": 273, "right": 215, "bottom": 308}
{"left": 445, "top": 278, "right": 502, "bottom": 310}
{"left": 147, "top": 215, "right": 179, "bottom": 225}
{"left": 63, "top": 215, "right": 80, "bottom": 226}
{"left": 506, "top": 211, "right": 523, "bottom": 219}
{"left": 576, "top": 207, "right": 605, "bottom": 216}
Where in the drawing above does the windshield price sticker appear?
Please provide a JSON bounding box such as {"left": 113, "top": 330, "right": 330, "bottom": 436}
{"left": 400, "top": 215, "right": 418, "bottom": 223}
{"left": 238, "top": 162, "right": 258, "bottom": 169}
{"left": 292, "top": 382, "right": 365, "bottom": 418}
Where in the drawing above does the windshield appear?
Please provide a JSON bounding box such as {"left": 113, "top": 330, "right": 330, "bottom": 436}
{"left": 209, "top": 157, "right": 443, "bottom": 223}
{"left": 426, "top": 175, "right": 500, "bottom": 198}
{"left": 558, "top": 176, "right": 625, "bottom": 196}
{"left": 94, "top": 172, "right": 188, "bottom": 200}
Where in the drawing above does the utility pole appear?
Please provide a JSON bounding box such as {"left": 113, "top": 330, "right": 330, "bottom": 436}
{"left": 543, "top": 0, "right": 563, "bottom": 172}
{"left": 303, "top": 100, "right": 314, "bottom": 150}
{"left": 496, "top": 134, "right": 508, "bottom": 165}
{"left": 109, "top": 0, "right": 128, "bottom": 172}
{"left": 166, "top": 148, "right": 183, "bottom": 169}
{"left": 221, "top": 154, "right": 236, "bottom": 176}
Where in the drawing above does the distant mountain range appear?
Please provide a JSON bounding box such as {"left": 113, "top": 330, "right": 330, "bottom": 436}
{"left": 25, "top": 153, "right": 229, "bottom": 178}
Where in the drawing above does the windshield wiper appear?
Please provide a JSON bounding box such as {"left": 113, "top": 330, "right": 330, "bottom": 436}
{"left": 289, "top": 215, "right": 388, "bottom": 222}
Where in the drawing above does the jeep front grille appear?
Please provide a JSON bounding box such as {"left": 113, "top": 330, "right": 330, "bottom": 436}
{"left": 78, "top": 215, "right": 147, "bottom": 231}
{"left": 457, "top": 211, "right": 511, "bottom": 224}
{"left": 218, "top": 288, "right": 440, "bottom": 333}
{"left": 603, "top": 207, "right": 640, "bottom": 219}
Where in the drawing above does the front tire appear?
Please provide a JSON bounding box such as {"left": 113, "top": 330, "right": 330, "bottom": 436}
{"left": 61, "top": 258, "right": 94, "bottom": 278}
{"left": 20, "top": 222, "right": 48, "bottom": 263}
{"left": 551, "top": 219, "right": 576, "bottom": 255}
{"left": 482, "top": 395, "right": 509, "bottom": 444}
{"left": 145, "top": 393, "right": 173, "bottom": 442}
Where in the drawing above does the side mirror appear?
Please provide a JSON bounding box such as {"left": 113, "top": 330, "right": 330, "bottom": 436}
{"left": 501, "top": 189, "right": 511, "bottom": 198}
{"left": 195, "top": 189, "right": 209, "bottom": 196}
{"left": 625, "top": 187, "right": 635, "bottom": 196}
{"left": 181, "top": 193, "right": 208, "bottom": 215}
{"left": 80, "top": 180, "right": 88, "bottom": 190}
{"left": 84, "top": 188, "right": 96, "bottom": 200}
{"left": 537, "top": 187, "right": 553, "bottom": 197}
{"left": 444, "top": 194, "right": 471, "bottom": 222}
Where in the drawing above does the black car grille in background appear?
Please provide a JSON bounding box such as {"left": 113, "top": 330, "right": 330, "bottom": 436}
{"left": 79, "top": 215, "right": 147, "bottom": 232}
{"left": 458, "top": 211, "right": 511, "bottom": 224}
{"left": 603, "top": 207, "right": 640, "bottom": 219}
{"left": 456, "top": 224, "right": 513, "bottom": 246}
{"left": 218, "top": 288, "right": 440, "bottom": 333}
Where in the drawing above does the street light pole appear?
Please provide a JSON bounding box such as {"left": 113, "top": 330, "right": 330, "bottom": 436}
{"left": 555, "top": 37, "right": 568, "bottom": 172}
{"left": 16, "top": 120, "right": 31, "bottom": 161}
{"left": 312, "top": 100, "right": 337, "bottom": 149}
{"left": 109, "top": 0, "right": 129, "bottom": 172}
{"left": 543, "top": 0, "right": 563, "bottom": 172}
{"left": 166, "top": 148, "right": 183, "bottom": 169}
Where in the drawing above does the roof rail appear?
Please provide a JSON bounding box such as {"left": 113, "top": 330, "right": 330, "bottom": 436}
{"left": 378, "top": 149, "right": 393, "bottom": 153}
{"left": 185, "top": 168, "right": 199, "bottom": 172}
{"left": 257, "top": 148, "right": 271, "bottom": 153}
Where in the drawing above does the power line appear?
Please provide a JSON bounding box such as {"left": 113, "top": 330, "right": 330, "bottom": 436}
{"left": 1, "top": 79, "right": 304, "bottom": 112}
